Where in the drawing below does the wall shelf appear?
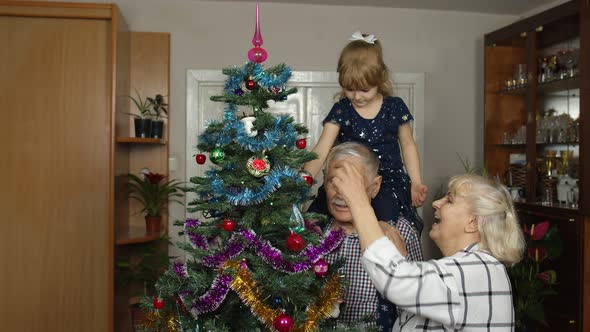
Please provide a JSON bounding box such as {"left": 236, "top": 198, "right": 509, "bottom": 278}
{"left": 116, "top": 225, "right": 163, "bottom": 245}
{"left": 116, "top": 137, "right": 166, "bottom": 144}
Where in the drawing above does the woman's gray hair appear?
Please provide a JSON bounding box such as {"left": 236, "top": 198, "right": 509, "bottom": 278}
{"left": 448, "top": 174, "right": 525, "bottom": 266}
{"left": 325, "top": 142, "right": 380, "bottom": 180}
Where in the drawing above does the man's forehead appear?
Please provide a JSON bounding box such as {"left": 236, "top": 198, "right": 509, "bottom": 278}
{"left": 326, "top": 156, "right": 366, "bottom": 174}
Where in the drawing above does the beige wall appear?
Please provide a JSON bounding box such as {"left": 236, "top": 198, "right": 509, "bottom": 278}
{"left": 55, "top": 0, "right": 518, "bottom": 257}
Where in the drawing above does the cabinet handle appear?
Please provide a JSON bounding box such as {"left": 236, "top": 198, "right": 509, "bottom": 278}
{"left": 569, "top": 218, "right": 575, "bottom": 222}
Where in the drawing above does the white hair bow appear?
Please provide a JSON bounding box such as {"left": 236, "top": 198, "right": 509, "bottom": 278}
{"left": 349, "top": 31, "right": 377, "bottom": 44}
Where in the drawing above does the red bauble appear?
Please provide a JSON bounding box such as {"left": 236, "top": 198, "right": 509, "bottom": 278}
{"left": 245, "top": 79, "right": 256, "bottom": 90}
{"left": 153, "top": 297, "right": 165, "bottom": 309}
{"left": 286, "top": 231, "right": 305, "bottom": 252}
{"left": 296, "top": 138, "right": 307, "bottom": 149}
{"left": 312, "top": 258, "right": 329, "bottom": 277}
{"left": 196, "top": 154, "right": 206, "bottom": 165}
{"left": 303, "top": 175, "right": 313, "bottom": 186}
{"left": 222, "top": 219, "right": 235, "bottom": 232}
{"left": 251, "top": 158, "right": 267, "bottom": 170}
{"left": 273, "top": 313, "right": 294, "bottom": 332}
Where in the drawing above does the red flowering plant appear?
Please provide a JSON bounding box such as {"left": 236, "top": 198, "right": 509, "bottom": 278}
{"left": 127, "top": 171, "right": 185, "bottom": 217}
{"left": 509, "top": 220, "right": 562, "bottom": 329}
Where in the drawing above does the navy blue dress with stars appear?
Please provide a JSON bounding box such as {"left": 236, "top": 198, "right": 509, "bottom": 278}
{"left": 308, "top": 96, "right": 423, "bottom": 332}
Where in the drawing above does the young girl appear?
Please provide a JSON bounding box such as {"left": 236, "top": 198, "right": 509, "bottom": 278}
{"left": 304, "top": 32, "right": 427, "bottom": 330}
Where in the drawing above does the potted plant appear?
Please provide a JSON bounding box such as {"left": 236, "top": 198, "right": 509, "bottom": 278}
{"left": 127, "top": 171, "right": 185, "bottom": 233}
{"left": 126, "top": 89, "right": 154, "bottom": 138}
{"left": 115, "top": 236, "right": 173, "bottom": 330}
{"left": 509, "top": 220, "right": 562, "bottom": 331}
{"left": 147, "top": 94, "right": 168, "bottom": 139}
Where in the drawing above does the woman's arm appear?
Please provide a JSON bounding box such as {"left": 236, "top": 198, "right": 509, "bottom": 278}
{"left": 398, "top": 123, "right": 427, "bottom": 206}
{"left": 303, "top": 122, "right": 340, "bottom": 177}
{"left": 361, "top": 238, "right": 461, "bottom": 326}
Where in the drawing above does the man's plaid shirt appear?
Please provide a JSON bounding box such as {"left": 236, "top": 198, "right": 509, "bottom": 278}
{"left": 362, "top": 240, "right": 515, "bottom": 331}
{"left": 324, "top": 217, "right": 423, "bottom": 326}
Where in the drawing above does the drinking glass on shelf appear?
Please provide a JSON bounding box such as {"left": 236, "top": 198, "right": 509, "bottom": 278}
{"left": 567, "top": 189, "right": 578, "bottom": 209}
{"left": 542, "top": 188, "right": 553, "bottom": 206}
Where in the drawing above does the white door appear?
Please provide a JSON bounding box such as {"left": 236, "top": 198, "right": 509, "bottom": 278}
{"left": 186, "top": 70, "right": 424, "bottom": 219}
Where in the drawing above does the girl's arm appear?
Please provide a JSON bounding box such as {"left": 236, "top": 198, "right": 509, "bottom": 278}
{"left": 303, "top": 122, "right": 340, "bottom": 177}
{"left": 398, "top": 123, "right": 427, "bottom": 206}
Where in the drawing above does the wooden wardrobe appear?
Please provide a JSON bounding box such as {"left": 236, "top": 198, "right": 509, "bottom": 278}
{"left": 1, "top": 2, "right": 170, "bottom": 331}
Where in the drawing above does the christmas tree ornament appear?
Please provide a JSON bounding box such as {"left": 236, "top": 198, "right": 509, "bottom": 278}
{"left": 273, "top": 312, "right": 294, "bottom": 332}
{"left": 247, "top": 156, "right": 270, "bottom": 177}
{"left": 234, "top": 88, "right": 244, "bottom": 96}
{"left": 195, "top": 153, "right": 206, "bottom": 165}
{"left": 270, "top": 86, "right": 282, "bottom": 94}
{"left": 291, "top": 225, "right": 305, "bottom": 234}
{"left": 286, "top": 231, "right": 305, "bottom": 252}
{"left": 295, "top": 138, "right": 307, "bottom": 149}
{"left": 222, "top": 219, "right": 235, "bottom": 232}
{"left": 210, "top": 148, "right": 225, "bottom": 164}
{"left": 240, "top": 116, "right": 258, "bottom": 137}
{"left": 299, "top": 170, "right": 313, "bottom": 186}
{"left": 290, "top": 204, "right": 305, "bottom": 234}
{"left": 240, "top": 258, "right": 248, "bottom": 269}
{"left": 273, "top": 297, "right": 283, "bottom": 307}
{"left": 245, "top": 79, "right": 257, "bottom": 90}
{"left": 312, "top": 258, "right": 329, "bottom": 277}
{"left": 247, "top": 3, "right": 268, "bottom": 63}
{"left": 153, "top": 297, "right": 165, "bottom": 309}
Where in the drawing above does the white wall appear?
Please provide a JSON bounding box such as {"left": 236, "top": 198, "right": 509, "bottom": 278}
{"left": 57, "top": 0, "right": 518, "bottom": 258}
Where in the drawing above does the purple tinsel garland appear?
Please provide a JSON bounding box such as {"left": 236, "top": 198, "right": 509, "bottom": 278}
{"left": 184, "top": 218, "right": 201, "bottom": 230}
{"left": 188, "top": 233, "right": 209, "bottom": 250}
{"left": 240, "top": 228, "right": 345, "bottom": 273}
{"left": 186, "top": 274, "right": 233, "bottom": 316}
{"left": 201, "top": 236, "right": 245, "bottom": 267}
{"left": 176, "top": 218, "right": 346, "bottom": 314}
{"left": 172, "top": 262, "right": 188, "bottom": 278}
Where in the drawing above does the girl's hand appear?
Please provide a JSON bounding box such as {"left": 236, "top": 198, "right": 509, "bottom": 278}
{"left": 411, "top": 182, "right": 428, "bottom": 207}
{"left": 379, "top": 221, "right": 407, "bottom": 256}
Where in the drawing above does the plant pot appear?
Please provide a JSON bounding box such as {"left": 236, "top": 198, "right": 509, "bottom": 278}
{"left": 128, "top": 296, "right": 146, "bottom": 331}
{"left": 151, "top": 120, "right": 164, "bottom": 139}
{"left": 134, "top": 118, "right": 152, "bottom": 138}
{"left": 145, "top": 216, "right": 161, "bottom": 234}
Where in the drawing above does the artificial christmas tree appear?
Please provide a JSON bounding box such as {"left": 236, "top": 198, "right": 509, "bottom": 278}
{"left": 136, "top": 4, "right": 348, "bottom": 332}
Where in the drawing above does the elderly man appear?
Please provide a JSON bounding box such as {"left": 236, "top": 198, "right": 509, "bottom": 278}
{"left": 320, "top": 142, "right": 423, "bottom": 328}
{"left": 328, "top": 159, "right": 524, "bottom": 331}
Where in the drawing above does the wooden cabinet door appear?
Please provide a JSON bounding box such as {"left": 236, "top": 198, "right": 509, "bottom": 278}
{"left": 0, "top": 15, "right": 111, "bottom": 331}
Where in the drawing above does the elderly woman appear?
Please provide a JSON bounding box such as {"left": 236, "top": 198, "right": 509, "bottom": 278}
{"left": 328, "top": 162, "right": 525, "bottom": 331}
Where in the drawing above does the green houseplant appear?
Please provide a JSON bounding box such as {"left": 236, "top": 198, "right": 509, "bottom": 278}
{"left": 147, "top": 94, "right": 168, "bottom": 139}
{"left": 127, "top": 171, "right": 184, "bottom": 233}
{"left": 509, "top": 220, "right": 562, "bottom": 330}
{"left": 126, "top": 89, "right": 154, "bottom": 138}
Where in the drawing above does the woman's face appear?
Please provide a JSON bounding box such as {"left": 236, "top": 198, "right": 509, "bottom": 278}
{"left": 430, "top": 190, "right": 474, "bottom": 248}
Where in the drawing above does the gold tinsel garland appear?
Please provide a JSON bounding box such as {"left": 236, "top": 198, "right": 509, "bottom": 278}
{"left": 226, "top": 260, "right": 344, "bottom": 332}
{"left": 140, "top": 261, "right": 344, "bottom": 332}
{"left": 138, "top": 310, "right": 181, "bottom": 332}
{"left": 295, "top": 273, "right": 344, "bottom": 332}
{"left": 227, "top": 260, "right": 282, "bottom": 330}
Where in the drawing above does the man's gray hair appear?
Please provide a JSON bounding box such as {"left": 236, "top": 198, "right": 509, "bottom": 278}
{"left": 325, "top": 142, "right": 380, "bottom": 178}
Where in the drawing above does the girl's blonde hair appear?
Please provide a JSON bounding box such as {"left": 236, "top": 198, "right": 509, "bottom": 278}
{"left": 448, "top": 174, "right": 525, "bottom": 266}
{"left": 337, "top": 36, "right": 394, "bottom": 97}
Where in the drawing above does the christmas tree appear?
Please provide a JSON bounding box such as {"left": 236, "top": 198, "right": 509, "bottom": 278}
{"left": 137, "top": 4, "right": 346, "bottom": 332}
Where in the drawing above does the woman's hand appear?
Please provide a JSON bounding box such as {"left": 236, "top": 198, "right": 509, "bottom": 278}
{"left": 328, "top": 160, "right": 372, "bottom": 209}
{"left": 379, "top": 222, "right": 407, "bottom": 256}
